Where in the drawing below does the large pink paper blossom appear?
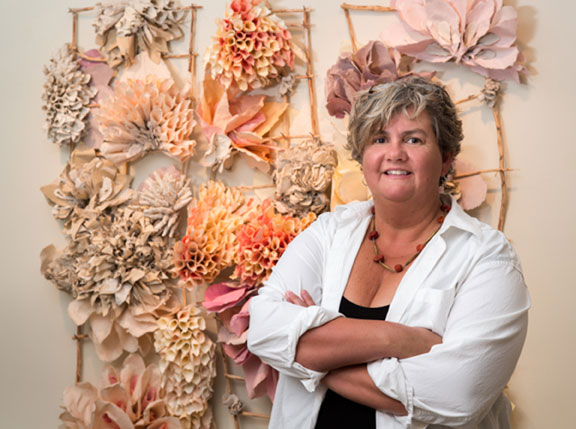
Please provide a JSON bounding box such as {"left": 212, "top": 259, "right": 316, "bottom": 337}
{"left": 325, "top": 40, "right": 433, "bottom": 118}
{"left": 383, "top": 0, "right": 524, "bottom": 82}
{"left": 205, "top": 0, "right": 295, "bottom": 91}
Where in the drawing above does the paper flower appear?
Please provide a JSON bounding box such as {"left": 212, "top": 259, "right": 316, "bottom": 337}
{"left": 205, "top": 0, "right": 295, "bottom": 91}
{"left": 42, "top": 45, "right": 97, "bottom": 146}
{"left": 203, "top": 282, "right": 256, "bottom": 313}
{"left": 273, "top": 138, "right": 337, "bottom": 217}
{"left": 94, "top": 0, "right": 185, "bottom": 67}
{"left": 154, "top": 305, "right": 216, "bottom": 429}
{"left": 218, "top": 300, "right": 278, "bottom": 400}
{"left": 325, "top": 40, "right": 433, "bottom": 118}
{"left": 479, "top": 77, "right": 501, "bottom": 107}
{"left": 42, "top": 207, "right": 179, "bottom": 361}
{"left": 102, "top": 78, "right": 195, "bottom": 161}
{"left": 131, "top": 166, "right": 193, "bottom": 237}
{"left": 232, "top": 199, "right": 316, "bottom": 286}
{"left": 383, "top": 0, "right": 525, "bottom": 82}
{"left": 222, "top": 393, "right": 244, "bottom": 415}
{"left": 59, "top": 354, "right": 181, "bottom": 429}
{"left": 98, "top": 78, "right": 196, "bottom": 164}
{"left": 197, "top": 72, "right": 288, "bottom": 172}
{"left": 173, "top": 181, "right": 250, "bottom": 287}
{"left": 40, "top": 145, "right": 133, "bottom": 240}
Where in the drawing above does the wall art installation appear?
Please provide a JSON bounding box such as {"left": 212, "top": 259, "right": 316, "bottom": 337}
{"left": 41, "top": 1, "right": 527, "bottom": 428}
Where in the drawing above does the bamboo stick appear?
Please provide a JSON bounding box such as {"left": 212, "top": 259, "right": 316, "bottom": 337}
{"left": 188, "top": 4, "right": 198, "bottom": 98}
{"left": 72, "top": 12, "right": 78, "bottom": 51}
{"left": 225, "top": 374, "right": 246, "bottom": 381}
{"left": 68, "top": 5, "right": 201, "bottom": 13}
{"left": 235, "top": 184, "right": 275, "bottom": 191}
{"left": 164, "top": 53, "right": 198, "bottom": 59}
{"left": 341, "top": 3, "right": 396, "bottom": 12}
{"left": 73, "top": 326, "right": 87, "bottom": 383}
{"left": 493, "top": 105, "right": 507, "bottom": 231}
{"left": 271, "top": 8, "right": 314, "bottom": 14}
{"left": 283, "top": 92, "right": 291, "bottom": 147}
{"left": 216, "top": 316, "right": 240, "bottom": 429}
{"left": 454, "top": 168, "right": 514, "bottom": 180}
{"left": 303, "top": 8, "right": 320, "bottom": 136}
{"left": 343, "top": 8, "right": 358, "bottom": 53}
{"left": 240, "top": 411, "right": 270, "bottom": 419}
{"left": 455, "top": 93, "right": 480, "bottom": 105}
{"left": 76, "top": 52, "right": 107, "bottom": 62}
{"left": 286, "top": 24, "right": 310, "bottom": 29}
{"left": 271, "top": 133, "right": 320, "bottom": 140}
{"left": 294, "top": 74, "right": 312, "bottom": 80}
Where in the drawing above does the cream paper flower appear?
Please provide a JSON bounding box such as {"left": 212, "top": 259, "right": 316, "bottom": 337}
{"left": 131, "top": 166, "right": 193, "bottom": 237}
{"left": 59, "top": 354, "right": 181, "bottom": 429}
{"left": 41, "top": 145, "right": 133, "bottom": 240}
{"left": 99, "top": 78, "right": 196, "bottom": 164}
{"left": 94, "top": 0, "right": 185, "bottom": 67}
{"left": 42, "top": 45, "right": 97, "bottom": 146}
{"left": 273, "top": 138, "right": 337, "bottom": 217}
{"left": 42, "top": 207, "right": 180, "bottom": 361}
{"left": 154, "top": 305, "right": 216, "bottom": 429}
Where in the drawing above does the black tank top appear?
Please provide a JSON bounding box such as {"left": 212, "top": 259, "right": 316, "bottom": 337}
{"left": 315, "top": 296, "right": 390, "bottom": 429}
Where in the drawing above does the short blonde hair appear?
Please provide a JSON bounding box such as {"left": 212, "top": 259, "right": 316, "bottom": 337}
{"left": 346, "top": 77, "right": 463, "bottom": 163}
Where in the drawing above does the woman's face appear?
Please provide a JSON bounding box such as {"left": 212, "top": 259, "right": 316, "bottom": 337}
{"left": 361, "top": 109, "right": 453, "bottom": 205}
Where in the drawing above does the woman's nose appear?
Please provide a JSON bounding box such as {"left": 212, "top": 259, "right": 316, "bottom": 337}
{"left": 385, "top": 139, "right": 407, "bottom": 161}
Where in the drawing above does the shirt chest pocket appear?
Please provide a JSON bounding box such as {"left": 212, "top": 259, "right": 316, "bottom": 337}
{"left": 406, "top": 288, "right": 456, "bottom": 335}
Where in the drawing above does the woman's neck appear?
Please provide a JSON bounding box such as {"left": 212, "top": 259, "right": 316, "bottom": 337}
{"left": 372, "top": 195, "right": 444, "bottom": 244}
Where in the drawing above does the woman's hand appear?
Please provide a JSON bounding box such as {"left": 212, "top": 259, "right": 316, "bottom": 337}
{"left": 285, "top": 290, "right": 315, "bottom": 307}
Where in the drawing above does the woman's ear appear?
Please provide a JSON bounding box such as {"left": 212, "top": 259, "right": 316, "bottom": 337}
{"left": 441, "top": 152, "right": 454, "bottom": 176}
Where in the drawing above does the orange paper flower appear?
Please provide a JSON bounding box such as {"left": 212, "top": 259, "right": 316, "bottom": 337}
{"left": 205, "top": 0, "right": 295, "bottom": 91}
{"left": 232, "top": 199, "right": 315, "bottom": 286}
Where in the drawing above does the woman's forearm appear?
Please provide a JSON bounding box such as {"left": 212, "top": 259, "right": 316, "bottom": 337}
{"left": 295, "top": 317, "right": 441, "bottom": 372}
{"left": 324, "top": 364, "right": 408, "bottom": 416}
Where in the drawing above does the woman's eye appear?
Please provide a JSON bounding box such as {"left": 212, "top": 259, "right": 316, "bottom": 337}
{"left": 374, "top": 136, "right": 387, "bottom": 144}
{"left": 406, "top": 137, "right": 422, "bottom": 144}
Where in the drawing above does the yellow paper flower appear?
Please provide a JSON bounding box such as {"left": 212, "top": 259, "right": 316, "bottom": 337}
{"left": 154, "top": 305, "right": 216, "bottom": 429}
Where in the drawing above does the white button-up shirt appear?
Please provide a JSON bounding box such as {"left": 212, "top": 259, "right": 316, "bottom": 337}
{"left": 248, "top": 198, "right": 530, "bottom": 428}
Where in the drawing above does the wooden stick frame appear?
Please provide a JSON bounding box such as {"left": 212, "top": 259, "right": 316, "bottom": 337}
{"left": 340, "top": 2, "right": 511, "bottom": 232}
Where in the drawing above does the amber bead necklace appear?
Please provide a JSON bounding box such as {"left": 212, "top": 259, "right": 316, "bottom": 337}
{"left": 369, "top": 202, "right": 451, "bottom": 273}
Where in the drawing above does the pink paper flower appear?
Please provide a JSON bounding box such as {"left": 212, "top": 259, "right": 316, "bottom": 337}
{"left": 383, "top": 0, "right": 525, "bottom": 82}
{"left": 203, "top": 282, "right": 257, "bottom": 313}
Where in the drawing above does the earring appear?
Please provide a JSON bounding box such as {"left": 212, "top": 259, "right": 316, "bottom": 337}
{"left": 362, "top": 176, "right": 368, "bottom": 186}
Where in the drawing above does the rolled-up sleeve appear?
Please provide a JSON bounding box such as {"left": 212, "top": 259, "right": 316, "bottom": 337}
{"left": 367, "top": 259, "right": 530, "bottom": 427}
{"left": 247, "top": 215, "right": 342, "bottom": 392}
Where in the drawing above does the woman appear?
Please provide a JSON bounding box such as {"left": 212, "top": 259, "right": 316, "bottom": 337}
{"left": 247, "top": 77, "right": 530, "bottom": 428}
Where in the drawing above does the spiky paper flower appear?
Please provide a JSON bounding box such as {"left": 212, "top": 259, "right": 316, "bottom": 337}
{"left": 42, "top": 207, "right": 179, "bottom": 361}
{"left": 383, "top": 0, "right": 525, "bottom": 82}
{"left": 273, "top": 138, "right": 337, "bottom": 217}
{"left": 94, "top": 0, "right": 185, "bottom": 67}
{"left": 131, "top": 166, "right": 193, "bottom": 237}
{"left": 42, "top": 45, "right": 97, "bottom": 146}
{"left": 232, "top": 199, "right": 316, "bottom": 286}
{"left": 99, "top": 78, "right": 196, "bottom": 164}
{"left": 173, "top": 182, "right": 250, "bottom": 287}
{"left": 59, "top": 354, "right": 181, "bottom": 429}
{"left": 205, "top": 0, "right": 295, "bottom": 91}
{"left": 154, "top": 305, "right": 216, "bottom": 429}
{"left": 41, "top": 146, "right": 133, "bottom": 240}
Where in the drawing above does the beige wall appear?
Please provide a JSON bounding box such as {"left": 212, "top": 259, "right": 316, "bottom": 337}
{"left": 1, "top": 0, "right": 574, "bottom": 427}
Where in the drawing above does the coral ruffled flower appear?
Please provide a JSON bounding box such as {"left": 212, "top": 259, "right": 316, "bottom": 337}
{"left": 205, "top": 0, "right": 295, "bottom": 91}
{"left": 232, "top": 199, "right": 316, "bottom": 286}
{"left": 383, "top": 0, "right": 525, "bottom": 82}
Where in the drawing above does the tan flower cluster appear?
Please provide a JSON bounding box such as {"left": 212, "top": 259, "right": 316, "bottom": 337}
{"left": 233, "top": 199, "right": 316, "bottom": 286}
{"left": 41, "top": 146, "right": 133, "bottom": 240}
{"left": 273, "top": 138, "right": 337, "bottom": 217}
{"left": 42, "top": 45, "right": 97, "bottom": 146}
{"left": 480, "top": 78, "right": 501, "bottom": 107}
{"left": 132, "top": 166, "right": 193, "bottom": 237}
{"left": 205, "top": 0, "right": 295, "bottom": 91}
{"left": 42, "top": 207, "right": 179, "bottom": 361}
{"left": 99, "top": 78, "right": 196, "bottom": 164}
{"left": 174, "top": 181, "right": 250, "bottom": 287}
{"left": 59, "top": 354, "right": 181, "bottom": 429}
{"left": 154, "top": 305, "right": 216, "bottom": 429}
{"left": 94, "top": 0, "right": 185, "bottom": 67}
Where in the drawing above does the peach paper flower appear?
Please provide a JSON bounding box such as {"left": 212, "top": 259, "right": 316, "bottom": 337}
{"left": 99, "top": 78, "right": 196, "bottom": 164}
{"left": 173, "top": 181, "right": 251, "bottom": 287}
{"left": 232, "top": 199, "right": 316, "bottom": 286}
{"left": 205, "top": 0, "right": 295, "bottom": 91}
{"left": 383, "top": 0, "right": 525, "bottom": 82}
